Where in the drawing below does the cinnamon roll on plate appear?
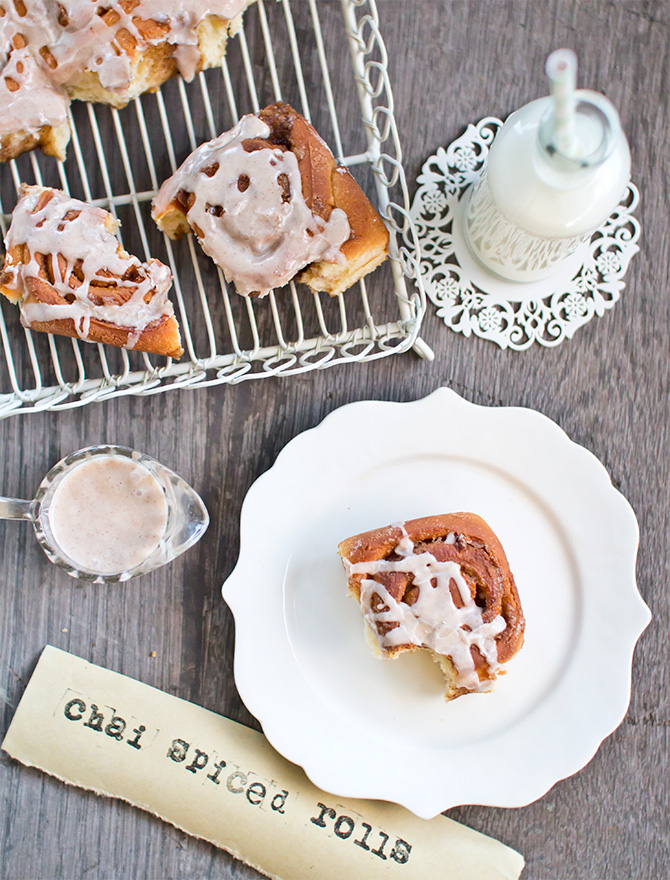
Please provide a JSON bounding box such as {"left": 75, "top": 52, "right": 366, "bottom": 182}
{"left": 339, "top": 513, "right": 525, "bottom": 701}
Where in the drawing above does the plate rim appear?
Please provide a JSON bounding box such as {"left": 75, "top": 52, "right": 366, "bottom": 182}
{"left": 222, "top": 388, "right": 651, "bottom": 818}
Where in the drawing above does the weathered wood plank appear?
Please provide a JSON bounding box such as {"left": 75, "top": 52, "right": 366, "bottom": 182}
{"left": 0, "top": 1, "right": 668, "bottom": 878}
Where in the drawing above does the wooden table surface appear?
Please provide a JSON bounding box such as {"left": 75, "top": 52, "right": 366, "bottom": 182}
{"left": 1, "top": 2, "right": 668, "bottom": 878}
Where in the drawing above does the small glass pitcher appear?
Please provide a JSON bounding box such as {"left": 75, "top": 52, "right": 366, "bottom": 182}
{"left": 0, "top": 445, "right": 209, "bottom": 583}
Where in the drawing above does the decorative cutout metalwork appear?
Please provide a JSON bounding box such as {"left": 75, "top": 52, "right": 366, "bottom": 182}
{"left": 409, "top": 118, "right": 640, "bottom": 350}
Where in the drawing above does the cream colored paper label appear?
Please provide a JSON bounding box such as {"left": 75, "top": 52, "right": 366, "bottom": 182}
{"left": 2, "top": 647, "right": 524, "bottom": 880}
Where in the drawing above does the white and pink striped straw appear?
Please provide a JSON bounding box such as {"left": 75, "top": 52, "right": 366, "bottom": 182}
{"left": 546, "top": 48, "right": 578, "bottom": 157}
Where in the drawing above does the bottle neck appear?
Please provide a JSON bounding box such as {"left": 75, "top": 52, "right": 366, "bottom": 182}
{"left": 536, "top": 90, "right": 619, "bottom": 178}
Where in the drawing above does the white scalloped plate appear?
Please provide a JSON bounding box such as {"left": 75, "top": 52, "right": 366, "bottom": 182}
{"left": 221, "top": 388, "right": 651, "bottom": 818}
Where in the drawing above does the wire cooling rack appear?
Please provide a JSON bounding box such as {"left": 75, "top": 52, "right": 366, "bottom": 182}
{"left": 0, "top": 0, "right": 428, "bottom": 418}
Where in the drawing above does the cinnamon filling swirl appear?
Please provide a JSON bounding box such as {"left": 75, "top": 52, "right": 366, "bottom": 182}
{"left": 0, "top": 184, "right": 182, "bottom": 357}
{"left": 339, "top": 513, "right": 525, "bottom": 700}
{"left": 151, "top": 112, "right": 351, "bottom": 297}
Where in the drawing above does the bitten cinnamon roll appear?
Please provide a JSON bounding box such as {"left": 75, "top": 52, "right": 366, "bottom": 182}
{"left": 338, "top": 513, "right": 525, "bottom": 701}
{"left": 0, "top": 185, "right": 183, "bottom": 358}
{"left": 0, "top": 1, "right": 254, "bottom": 161}
{"left": 151, "top": 102, "right": 389, "bottom": 298}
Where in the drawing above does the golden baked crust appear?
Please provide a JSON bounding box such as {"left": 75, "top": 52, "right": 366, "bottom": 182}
{"left": 255, "top": 103, "right": 390, "bottom": 296}
{"left": 258, "top": 105, "right": 389, "bottom": 296}
{"left": 0, "top": 120, "right": 70, "bottom": 163}
{"left": 0, "top": 185, "right": 183, "bottom": 358}
{"left": 21, "top": 310, "right": 183, "bottom": 358}
{"left": 298, "top": 165, "right": 389, "bottom": 296}
{"left": 338, "top": 513, "right": 525, "bottom": 700}
{"left": 65, "top": 10, "right": 245, "bottom": 108}
{"left": 152, "top": 101, "right": 389, "bottom": 297}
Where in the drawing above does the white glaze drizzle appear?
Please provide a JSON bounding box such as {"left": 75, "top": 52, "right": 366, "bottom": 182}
{"left": 2, "top": 186, "right": 173, "bottom": 347}
{"left": 0, "top": 1, "right": 250, "bottom": 137}
{"left": 344, "top": 526, "right": 507, "bottom": 692}
{"left": 0, "top": 35, "right": 69, "bottom": 136}
{"left": 152, "top": 114, "right": 350, "bottom": 297}
{"left": 48, "top": 1, "right": 251, "bottom": 90}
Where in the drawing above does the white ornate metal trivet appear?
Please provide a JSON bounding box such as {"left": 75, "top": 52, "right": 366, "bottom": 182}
{"left": 407, "top": 118, "right": 641, "bottom": 350}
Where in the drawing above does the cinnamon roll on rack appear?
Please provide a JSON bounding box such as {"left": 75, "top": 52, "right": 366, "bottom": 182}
{"left": 338, "top": 513, "right": 525, "bottom": 701}
{"left": 0, "top": 1, "right": 254, "bottom": 161}
{"left": 0, "top": 185, "right": 183, "bottom": 357}
{"left": 151, "top": 102, "right": 389, "bottom": 298}
{"left": 0, "top": 29, "right": 70, "bottom": 162}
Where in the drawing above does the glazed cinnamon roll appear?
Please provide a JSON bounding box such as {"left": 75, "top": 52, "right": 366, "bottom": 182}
{"left": 0, "top": 32, "right": 71, "bottom": 162}
{"left": 338, "top": 513, "right": 525, "bottom": 701}
{"left": 0, "top": 185, "right": 183, "bottom": 358}
{"left": 151, "top": 102, "right": 389, "bottom": 298}
{"left": 0, "top": 1, "right": 254, "bottom": 161}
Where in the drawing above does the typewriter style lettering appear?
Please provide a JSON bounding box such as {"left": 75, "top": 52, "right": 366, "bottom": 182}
{"left": 310, "top": 802, "right": 412, "bottom": 864}
{"left": 59, "top": 689, "right": 414, "bottom": 866}
{"left": 165, "top": 738, "right": 289, "bottom": 813}
{"left": 63, "top": 697, "right": 150, "bottom": 749}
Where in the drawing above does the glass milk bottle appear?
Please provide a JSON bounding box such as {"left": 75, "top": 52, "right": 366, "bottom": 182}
{"left": 464, "top": 50, "right": 631, "bottom": 282}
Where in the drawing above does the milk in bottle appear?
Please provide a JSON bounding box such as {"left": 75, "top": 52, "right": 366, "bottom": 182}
{"left": 464, "top": 53, "right": 630, "bottom": 282}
